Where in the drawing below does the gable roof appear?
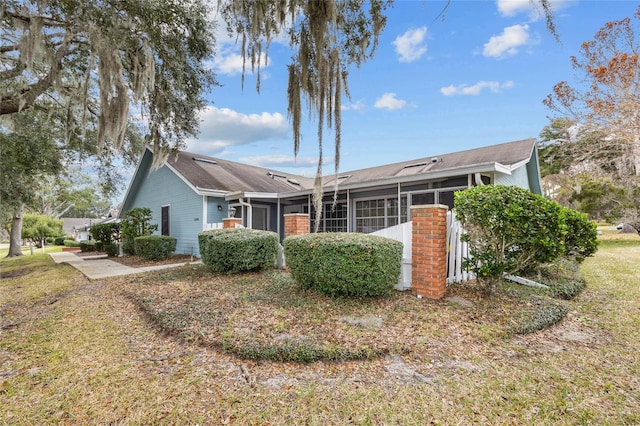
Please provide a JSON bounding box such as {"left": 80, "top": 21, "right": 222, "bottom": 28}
{"left": 121, "top": 138, "right": 540, "bottom": 208}
{"left": 165, "top": 150, "right": 315, "bottom": 194}
{"left": 322, "top": 138, "right": 537, "bottom": 188}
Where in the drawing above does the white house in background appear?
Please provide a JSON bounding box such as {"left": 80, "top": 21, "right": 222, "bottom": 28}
{"left": 119, "top": 138, "right": 543, "bottom": 257}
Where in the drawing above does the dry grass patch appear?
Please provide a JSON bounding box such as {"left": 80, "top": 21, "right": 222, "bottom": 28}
{"left": 121, "top": 263, "right": 577, "bottom": 363}
{"left": 1, "top": 240, "right": 639, "bottom": 424}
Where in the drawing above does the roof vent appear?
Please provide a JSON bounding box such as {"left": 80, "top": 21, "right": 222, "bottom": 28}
{"left": 403, "top": 161, "right": 428, "bottom": 169}
{"left": 267, "top": 171, "right": 287, "bottom": 179}
{"left": 287, "top": 178, "right": 301, "bottom": 185}
{"left": 337, "top": 174, "right": 352, "bottom": 180}
{"left": 430, "top": 157, "right": 440, "bottom": 163}
{"left": 193, "top": 157, "right": 217, "bottom": 165}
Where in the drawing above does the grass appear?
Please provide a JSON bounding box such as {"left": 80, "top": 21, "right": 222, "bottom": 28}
{"left": 0, "top": 245, "right": 62, "bottom": 258}
{"left": 1, "top": 236, "right": 639, "bottom": 424}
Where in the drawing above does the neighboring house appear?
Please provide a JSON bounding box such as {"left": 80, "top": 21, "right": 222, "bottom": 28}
{"left": 61, "top": 218, "right": 96, "bottom": 241}
{"left": 119, "top": 138, "right": 542, "bottom": 257}
{"left": 61, "top": 213, "right": 120, "bottom": 241}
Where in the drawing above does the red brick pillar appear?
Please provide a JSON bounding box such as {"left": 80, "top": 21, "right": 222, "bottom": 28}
{"left": 222, "top": 218, "right": 243, "bottom": 229}
{"left": 284, "top": 213, "right": 310, "bottom": 238}
{"left": 411, "top": 204, "right": 448, "bottom": 299}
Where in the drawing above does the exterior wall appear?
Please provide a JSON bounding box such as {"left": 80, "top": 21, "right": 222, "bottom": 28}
{"left": 494, "top": 165, "right": 530, "bottom": 191}
{"left": 125, "top": 164, "right": 204, "bottom": 257}
{"left": 206, "top": 197, "right": 228, "bottom": 224}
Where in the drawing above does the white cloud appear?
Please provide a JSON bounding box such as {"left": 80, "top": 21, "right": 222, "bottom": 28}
{"left": 496, "top": 0, "right": 574, "bottom": 20}
{"left": 186, "top": 106, "right": 289, "bottom": 155}
{"left": 483, "top": 24, "right": 531, "bottom": 58}
{"left": 392, "top": 27, "right": 428, "bottom": 63}
{"left": 237, "top": 154, "right": 320, "bottom": 168}
{"left": 440, "top": 80, "right": 515, "bottom": 96}
{"left": 341, "top": 100, "right": 366, "bottom": 111}
{"left": 374, "top": 93, "right": 407, "bottom": 110}
{"left": 210, "top": 49, "right": 269, "bottom": 76}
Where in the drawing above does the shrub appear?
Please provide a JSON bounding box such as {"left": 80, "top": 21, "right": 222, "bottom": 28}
{"left": 455, "top": 185, "right": 566, "bottom": 295}
{"left": 121, "top": 208, "right": 157, "bottom": 255}
{"left": 46, "top": 237, "right": 54, "bottom": 245}
{"left": 79, "top": 240, "right": 96, "bottom": 252}
{"left": 284, "top": 233, "right": 402, "bottom": 297}
{"left": 560, "top": 207, "right": 598, "bottom": 262}
{"left": 63, "top": 239, "right": 81, "bottom": 247}
{"left": 103, "top": 242, "right": 119, "bottom": 257}
{"left": 507, "top": 295, "right": 569, "bottom": 335}
{"left": 54, "top": 236, "right": 67, "bottom": 246}
{"left": 198, "top": 228, "right": 279, "bottom": 273}
{"left": 90, "top": 222, "right": 121, "bottom": 245}
{"left": 134, "top": 235, "right": 177, "bottom": 260}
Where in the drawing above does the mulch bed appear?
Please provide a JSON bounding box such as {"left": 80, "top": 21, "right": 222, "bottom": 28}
{"left": 74, "top": 251, "right": 197, "bottom": 268}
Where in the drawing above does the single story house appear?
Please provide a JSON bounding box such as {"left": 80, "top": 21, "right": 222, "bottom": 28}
{"left": 119, "top": 138, "right": 542, "bottom": 257}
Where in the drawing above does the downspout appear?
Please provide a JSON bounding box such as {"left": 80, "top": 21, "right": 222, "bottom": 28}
{"left": 474, "top": 173, "right": 484, "bottom": 186}
{"left": 235, "top": 198, "right": 252, "bottom": 228}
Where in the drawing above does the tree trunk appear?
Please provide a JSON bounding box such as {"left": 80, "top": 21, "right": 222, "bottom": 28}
{"left": 7, "top": 204, "right": 24, "bottom": 257}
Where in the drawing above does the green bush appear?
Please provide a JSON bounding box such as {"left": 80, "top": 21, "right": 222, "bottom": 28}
{"left": 133, "top": 235, "right": 177, "bottom": 260}
{"left": 198, "top": 228, "right": 279, "bottom": 273}
{"left": 560, "top": 207, "right": 598, "bottom": 262}
{"left": 95, "top": 241, "right": 104, "bottom": 251}
{"left": 284, "top": 233, "right": 402, "bottom": 297}
{"left": 46, "top": 237, "right": 54, "bottom": 245}
{"left": 507, "top": 295, "right": 569, "bottom": 335}
{"left": 79, "top": 240, "right": 96, "bottom": 252}
{"left": 455, "top": 185, "right": 566, "bottom": 295}
{"left": 103, "top": 242, "right": 118, "bottom": 257}
{"left": 121, "top": 208, "right": 157, "bottom": 255}
{"left": 54, "top": 236, "right": 67, "bottom": 246}
{"left": 90, "top": 222, "right": 121, "bottom": 245}
{"left": 63, "top": 239, "right": 81, "bottom": 247}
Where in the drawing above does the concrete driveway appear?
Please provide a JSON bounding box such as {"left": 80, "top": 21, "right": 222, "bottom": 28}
{"left": 49, "top": 252, "right": 197, "bottom": 280}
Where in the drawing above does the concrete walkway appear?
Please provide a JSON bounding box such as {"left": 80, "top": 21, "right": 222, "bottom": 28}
{"left": 49, "top": 251, "right": 198, "bottom": 280}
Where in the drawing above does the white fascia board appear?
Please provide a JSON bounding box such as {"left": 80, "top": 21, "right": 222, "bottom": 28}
{"left": 494, "top": 162, "right": 513, "bottom": 175}
{"left": 224, "top": 191, "right": 279, "bottom": 200}
{"left": 507, "top": 157, "right": 531, "bottom": 171}
{"left": 277, "top": 162, "right": 502, "bottom": 198}
{"left": 118, "top": 146, "right": 154, "bottom": 217}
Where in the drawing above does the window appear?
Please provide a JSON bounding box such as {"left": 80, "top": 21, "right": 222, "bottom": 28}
{"left": 355, "top": 197, "right": 408, "bottom": 233}
{"left": 311, "top": 202, "right": 347, "bottom": 232}
{"left": 161, "top": 205, "right": 170, "bottom": 236}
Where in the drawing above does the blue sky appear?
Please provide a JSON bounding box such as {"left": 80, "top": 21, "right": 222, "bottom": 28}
{"left": 184, "top": 0, "right": 638, "bottom": 178}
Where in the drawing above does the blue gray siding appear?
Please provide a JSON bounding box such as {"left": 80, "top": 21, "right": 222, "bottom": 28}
{"left": 123, "top": 162, "right": 204, "bottom": 257}
{"left": 494, "top": 165, "right": 531, "bottom": 191}
{"left": 206, "top": 197, "right": 228, "bottom": 224}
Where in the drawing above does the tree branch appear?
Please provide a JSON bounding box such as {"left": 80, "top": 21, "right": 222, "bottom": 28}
{"left": 0, "top": 36, "right": 74, "bottom": 115}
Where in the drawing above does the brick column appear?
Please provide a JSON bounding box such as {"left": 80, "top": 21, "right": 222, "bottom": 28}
{"left": 222, "top": 218, "right": 243, "bottom": 229}
{"left": 411, "top": 204, "right": 448, "bottom": 300}
{"left": 284, "top": 213, "right": 310, "bottom": 238}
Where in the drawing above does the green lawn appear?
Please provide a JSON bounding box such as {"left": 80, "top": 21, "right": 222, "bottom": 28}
{"left": 1, "top": 237, "right": 639, "bottom": 424}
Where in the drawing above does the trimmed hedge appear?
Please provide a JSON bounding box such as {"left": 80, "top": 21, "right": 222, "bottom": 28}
{"left": 134, "top": 235, "right": 177, "bottom": 260}
{"left": 560, "top": 207, "right": 598, "bottom": 262}
{"left": 54, "top": 237, "right": 67, "bottom": 246}
{"left": 63, "top": 239, "right": 81, "bottom": 247}
{"left": 79, "top": 240, "right": 96, "bottom": 252}
{"left": 284, "top": 233, "right": 402, "bottom": 297}
{"left": 103, "top": 242, "right": 118, "bottom": 257}
{"left": 198, "top": 228, "right": 279, "bottom": 273}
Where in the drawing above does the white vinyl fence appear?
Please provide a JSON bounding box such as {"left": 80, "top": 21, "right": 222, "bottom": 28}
{"left": 446, "top": 210, "right": 472, "bottom": 284}
{"left": 372, "top": 210, "right": 472, "bottom": 291}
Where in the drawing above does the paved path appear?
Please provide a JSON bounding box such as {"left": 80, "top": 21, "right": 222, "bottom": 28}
{"left": 49, "top": 251, "right": 199, "bottom": 280}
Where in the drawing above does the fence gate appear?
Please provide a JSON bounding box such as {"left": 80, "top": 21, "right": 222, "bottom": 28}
{"left": 446, "top": 211, "right": 472, "bottom": 284}
{"left": 371, "top": 222, "right": 412, "bottom": 291}
{"left": 372, "top": 210, "right": 471, "bottom": 291}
